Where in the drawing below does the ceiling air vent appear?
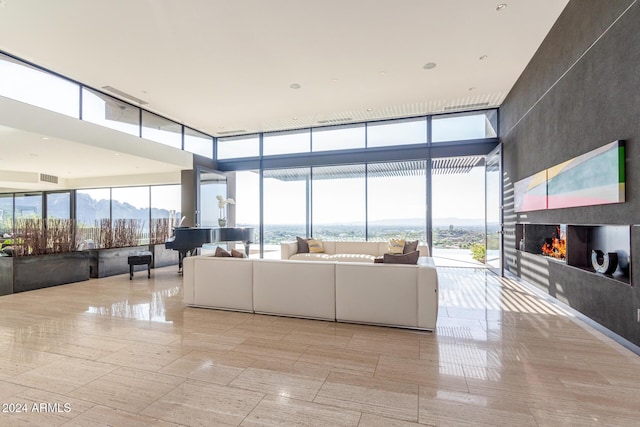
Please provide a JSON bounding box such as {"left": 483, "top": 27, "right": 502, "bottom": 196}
{"left": 443, "top": 102, "right": 489, "bottom": 111}
{"left": 39, "top": 173, "right": 58, "bottom": 184}
{"left": 101, "top": 86, "right": 148, "bottom": 105}
{"left": 316, "top": 117, "right": 353, "bottom": 124}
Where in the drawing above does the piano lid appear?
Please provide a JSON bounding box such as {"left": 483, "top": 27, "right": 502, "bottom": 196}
{"left": 165, "top": 227, "right": 213, "bottom": 250}
{"left": 212, "top": 227, "right": 255, "bottom": 243}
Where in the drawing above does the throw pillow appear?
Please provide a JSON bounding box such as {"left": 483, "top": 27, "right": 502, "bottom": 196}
{"left": 296, "top": 236, "right": 310, "bottom": 254}
{"left": 231, "top": 249, "right": 247, "bottom": 258}
{"left": 403, "top": 240, "right": 419, "bottom": 254}
{"left": 383, "top": 250, "right": 419, "bottom": 265}
{"left": 307, "top": 238, "right": 325, "bottom": 253}
{"left": 388, "top": 238, "right": 405, "bottom": 254}
{"left": 214, "top": 247, "right": 232, "bottom": 257}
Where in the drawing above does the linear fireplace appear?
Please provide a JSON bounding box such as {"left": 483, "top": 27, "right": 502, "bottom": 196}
{"left": 515, "top": 223, "right": 631, "bottom": 285}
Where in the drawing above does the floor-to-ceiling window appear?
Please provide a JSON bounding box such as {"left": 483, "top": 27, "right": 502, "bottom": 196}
{"left": 263, "top": 168, "right": 310, "bottom": 258}
{"left": 0, "top": 194, "right": 13, "bottom": 235}
{"left": 234, "top": 170, "right": 260, "bottom": 257}
{"left": 431, "top": 156, "right": 486, "bottom": 266}
{"left": 46, "top": 192, "right": 71, "bottom": 219}
{"left": 111, "top": 186, "right": 150, "bottom": 245}
{"left": 150, "top": 185, "right": 181, "bottom": 244}
{"left": 214, "top": 110, "right": 499, "bottom": 261}
{"left": 312, "top": 164, "right": 366, "bottom": 241}
{"left": 14, "top": 193, "right": 42, "bottom": 220}
{"left": 199, "top": 171, "right": 228, "bottom": 227}
{"left": 76, "top": 188, "right": 110, "bottom": 247}
{"left": 367, "top": 161, "right": 427, "bottom": 243}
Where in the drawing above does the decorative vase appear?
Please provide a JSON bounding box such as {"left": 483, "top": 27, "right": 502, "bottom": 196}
{"left": 218, "top": 218, "right": 227, "bottom": 227}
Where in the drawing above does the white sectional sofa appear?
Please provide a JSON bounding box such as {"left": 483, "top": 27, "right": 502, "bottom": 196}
{"left": 281, "top": 240, "right": 430, "bottom": 262}
{"left": 183, "top": 254, "right": 438, "bottom": 330}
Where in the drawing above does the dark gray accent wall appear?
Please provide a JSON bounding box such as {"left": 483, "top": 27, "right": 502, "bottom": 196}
{"left": 500, "top": 0, "right": 640, "bottom": 346}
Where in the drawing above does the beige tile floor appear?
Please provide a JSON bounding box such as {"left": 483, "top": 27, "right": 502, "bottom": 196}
{"left": 0, "top": 266, "right": 639, "bottom": 426}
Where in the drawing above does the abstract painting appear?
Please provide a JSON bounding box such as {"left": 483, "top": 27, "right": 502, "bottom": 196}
{"left": 514, "top": 170, "right": 548, "bottom": 212}
{"left": 547, "top": 140, "right": 625, "bottom": 209}
{"left": 513, "top": 141, "right": 625, "bottom": 212}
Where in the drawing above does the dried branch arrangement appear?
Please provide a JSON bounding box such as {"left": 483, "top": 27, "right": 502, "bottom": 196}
{"left": 12, "top": 218, "right": 78, "bottom": 256}
{"left": 46, "top": 218, "right": 77, "bottom": 253}
{"left": 113, "top": 219, "right": 142, "bottom": 248}
{"left": 149, "top": 218, "right": 171, "bottom": 245}
{"left": 99, "top": 218, "right": 113, "bottom": 248}
{"left": 74, "top": 218, "right": 144, "bottom": 249}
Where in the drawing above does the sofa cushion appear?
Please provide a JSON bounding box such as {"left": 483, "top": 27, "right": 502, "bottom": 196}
{"left": 334, "top": 241, "right": 381, "bottom": 256}
{"left": 403, "top": 240, "right": 419, "bottom": 254}
{"left": 383, "top": 250, "right": 420, "bottom": 264}
{"left": 327, "top": 253, "right": 376, "bottom": 263}
{"left": 296, "top": 236, "right": 310, "bottom": 253}
{"left": 231, "top": 249, "right": 247, "bottom": 258}
{"left": 215, "top": 247, "right": 232, "bottom": 257}
{"left": 388, "top": 238, "right": 405, "bottom": 254}
{"left": 289, "top": 253, "right": 331, "bottom": 261}
{"left": 253, "top": 260, "right": 336, "bottom": 320}
{"left": 308, "top": 239, "right": 325, "bottom": 253}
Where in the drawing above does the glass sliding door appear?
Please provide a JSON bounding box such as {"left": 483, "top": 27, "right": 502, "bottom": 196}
{"left": 263, "top": 168, "right": 310, "bottom": 258}
{"left": 367, "top": 161, "right": 427, "bottom": 243}
{"left": 234, "top": 170, "right": 261, "bottom": 257}
{"left": 199, "top": 171, "right": 227, "bottom": 227}
{"left": 431, "top": 157, "right": 486, "bottom": 267}
{"left": 485, "top": 146, "right": 503, "bottom": 274}
{"left": 312, "top": 164, "right": 365, "bottom": 241}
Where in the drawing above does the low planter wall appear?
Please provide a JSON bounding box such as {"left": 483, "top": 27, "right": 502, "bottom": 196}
{"left": 0, "top": 252, "right": 90, "bottom": 295}
{"left": 87, "top": 246, "right": 150, "bottom": 278}
{"left": 150, "top": 244, "right": 178, "bottom": 269}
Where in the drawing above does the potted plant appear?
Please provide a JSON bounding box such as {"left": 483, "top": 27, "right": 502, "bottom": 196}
{"left": 216, "top": 195, "right": 235, "bottom": 227}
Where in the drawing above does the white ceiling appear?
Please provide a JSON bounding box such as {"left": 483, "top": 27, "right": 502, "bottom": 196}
{"left": 0, "top": 0, "right": 569, "bottom": 190}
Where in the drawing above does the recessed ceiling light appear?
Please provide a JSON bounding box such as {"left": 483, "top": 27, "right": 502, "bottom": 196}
{"left": 366, "top": 108, "right": 374, "bottom": 112}
{"left": 29, "top": 153, "right": 38, "bottom": 157}
{"left": 422, "top": 62, "right": 437, "bottom": 70}
{"left": 292, "top": 117, "right": 298, "bottom": 121}
{"left": 378, "top": 71, "right": 386, "bottom": 76}
{"left": 496, "top": 3, "right": 507, "bottom": 11}
{"left": 469, "top": 87, "right": 477, "bottom": 91}
{"left": 41, "top": 137, "right": 49, "bottom": 140}
{"left": 289, "top": 83, "right": 301, "bottom": 89}
{"left": 479, "top": 55, "right": 488, "bottom": 60}
{"left": 331, "top": 78, "right": 338, "bottom": 83}
{"left": 114, "top": 153, "right": 121, "bottom": 156}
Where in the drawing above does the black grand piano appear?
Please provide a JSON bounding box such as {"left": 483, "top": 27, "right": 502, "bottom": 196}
{"left": 165, "top": 226, "right": 255, "bottom": 272}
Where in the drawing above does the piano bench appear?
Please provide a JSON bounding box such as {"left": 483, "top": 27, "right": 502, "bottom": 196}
{"left": 128, "top": 251, "right": 152, "bottom": 280}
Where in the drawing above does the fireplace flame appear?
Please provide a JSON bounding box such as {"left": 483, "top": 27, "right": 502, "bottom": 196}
{"left": 541, "top": 226, "right": 566, "bottom": 260}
